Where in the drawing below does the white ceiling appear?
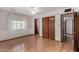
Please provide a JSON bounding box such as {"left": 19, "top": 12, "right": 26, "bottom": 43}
{"left": 0, "top": 7, "right": 69, "bottom": 16}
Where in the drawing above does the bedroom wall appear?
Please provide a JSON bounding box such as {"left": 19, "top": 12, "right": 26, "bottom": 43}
{"left": 0, "top": 9, "right": 34, "bottom": 41}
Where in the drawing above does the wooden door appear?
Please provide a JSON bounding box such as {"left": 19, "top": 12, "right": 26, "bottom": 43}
{"left": 42, "top": 16, "right": 55, "bottom": 39}
{"left": 74, "top": 12, "right": 79, "bottom": 51}
{"left": 42, "top": 17, "right": 49, "bottom": 38}
{"left": 34, "top": 19, "right": 38, "bottom": 34}
{"left": 49, "top": 16, "right": 55, "bottom": 40}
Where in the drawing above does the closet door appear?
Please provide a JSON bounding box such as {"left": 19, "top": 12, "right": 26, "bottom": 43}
{"left": 42, "top": 17, "right": 49, "bottom": 38}
{"left": 49, "top": 16, "right": 55, "bottom": 40}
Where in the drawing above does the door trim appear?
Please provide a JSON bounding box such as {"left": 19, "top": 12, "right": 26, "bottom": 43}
{"left": 61, "top": 12, "right": 74, "bottom": 42}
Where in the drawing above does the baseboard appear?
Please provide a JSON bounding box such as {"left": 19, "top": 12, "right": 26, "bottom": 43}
{"left": 0, "top": 34, "right": 34, "bottom": 42}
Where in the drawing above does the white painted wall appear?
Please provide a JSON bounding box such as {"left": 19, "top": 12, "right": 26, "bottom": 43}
{"left": 0, "top": 9, "right": 34, "bottom": 41}
{"left": 34, "top": 8, "right": 78, "bottom": 41}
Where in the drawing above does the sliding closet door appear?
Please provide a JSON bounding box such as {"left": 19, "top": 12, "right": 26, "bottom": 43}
{"left": 49, "top": 16, "right": 55, "bottom": 40}
{"left": 42, "top": 17, "right": 49, "bottom": 38}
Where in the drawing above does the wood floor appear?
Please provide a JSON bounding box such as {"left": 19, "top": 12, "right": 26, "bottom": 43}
{"left": 0, "top": 35, "right": 74, "bottom": 52}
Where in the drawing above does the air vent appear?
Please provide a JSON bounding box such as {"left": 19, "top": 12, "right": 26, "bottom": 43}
{"left": 65, "top": 8, "right": 71, "bottom": 12}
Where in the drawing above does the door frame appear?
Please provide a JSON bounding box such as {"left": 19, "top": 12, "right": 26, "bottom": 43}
{"left": 61, "top": 12, "right": 76, "bottom": 42}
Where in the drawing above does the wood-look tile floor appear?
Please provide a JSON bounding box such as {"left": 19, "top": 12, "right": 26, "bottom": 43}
{"left": 0, "top": 35, "right": 74, "bottom": 52}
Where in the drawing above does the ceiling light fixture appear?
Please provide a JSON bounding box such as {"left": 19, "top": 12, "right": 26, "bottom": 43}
{"left": 31, "top": 10, "right": 37, "bottom": 14}
{"left": 30, "top": 7, "right": 40, "bottom": 14}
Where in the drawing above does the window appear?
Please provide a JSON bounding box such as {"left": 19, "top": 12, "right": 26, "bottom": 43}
{"left": 14, "top": 20, "right": 25, "bottom": 29}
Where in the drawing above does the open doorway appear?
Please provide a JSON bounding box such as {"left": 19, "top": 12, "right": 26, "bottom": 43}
{"left": 61, "top": 13, "right": 74, "bottom": 42}
{"left": 61, "top": 12, "right": 79, "bottom": 51}
{"left": 61, "top": 13, "right": 75, "bottom": 51}
{"left": 34, "top": 18, "right": 39, "bottom": 35}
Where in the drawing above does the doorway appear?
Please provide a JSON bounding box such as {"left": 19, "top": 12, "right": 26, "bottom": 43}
{"left": 61, "top": 13, "right": 74, "bottom": 42}
{"left": 34, "top": 19, "right": 39, "bottom": 35}
{"left": 42, "top": 16, "right": 55, "bottom": 40}
{"left": 61, "top": 12, "right": 79, "bottom": 51}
